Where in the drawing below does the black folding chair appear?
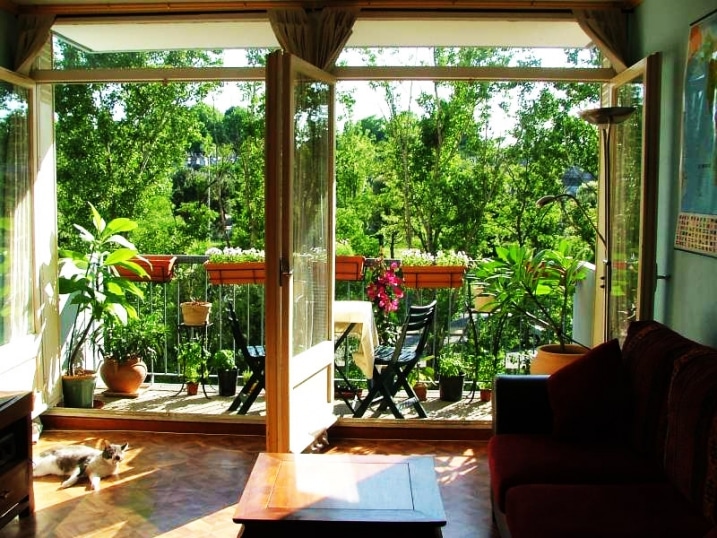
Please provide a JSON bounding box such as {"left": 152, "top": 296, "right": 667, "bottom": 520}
{"left": 353, "top": 300, "right": 437, "bottom": 419}
{"left": 226, "top": 302, "right": 266, "bottom": 414}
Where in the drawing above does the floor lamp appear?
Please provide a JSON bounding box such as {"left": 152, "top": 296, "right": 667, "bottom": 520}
{"left": 578, "top": 106, "right": 635, "bottom": 342}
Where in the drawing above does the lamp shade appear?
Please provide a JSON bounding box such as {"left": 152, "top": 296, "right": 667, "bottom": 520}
{"left": 579, "top": 106, "right": 635, "bottom": 127}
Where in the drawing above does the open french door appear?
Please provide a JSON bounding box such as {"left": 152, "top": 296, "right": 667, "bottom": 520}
{"left": 595, "top": 53, "right": 661, "bottom": 343}
{"left": 264, "top": 50, "right": 337, "bottom": 453}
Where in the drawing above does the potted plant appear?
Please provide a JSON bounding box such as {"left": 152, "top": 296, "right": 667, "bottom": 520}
{"left": 408, "top": 365, "right": 435, "bottom": 402}
{"left": 58, "top": 203, "right": 148, "bottom": 408}
{"left": 399, "top": 248, "right": 470, "bottom": 289}
{"left": 177, "top": 340, "right": 206, "bottom": 396}
{"left": 477, "top": 239, "right": 591, "bottom": 374}
{"left": 438, "top": 345, "right": 470, "bottom": 402}
{"left": 204, "top": 246, "right": 265, "bottom": 285}
{"left": 209, "top": 349, "right": 237, "bottom": 397}
{"left": 100, "top": 312, "right": 165, "bottom": 396}
{"left": 115, "top": 254, "right": 177, "bottom": 283}
{"left": 335, "top": 239, "right": 365, "bottom": 281}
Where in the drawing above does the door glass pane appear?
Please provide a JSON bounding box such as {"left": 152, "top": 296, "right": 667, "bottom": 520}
{"left": 0, "top": 82, "right": 33, "bottom": 344}
{"left": 610, "top": 84, "right": 643, "bottom": 341}
{"left": 292, "top": 78, "right": 331, "bottom": 355}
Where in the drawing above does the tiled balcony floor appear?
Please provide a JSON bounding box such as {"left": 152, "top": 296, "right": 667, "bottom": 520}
{"left": 92, "top": 383, "right": 494, "bottom": 422}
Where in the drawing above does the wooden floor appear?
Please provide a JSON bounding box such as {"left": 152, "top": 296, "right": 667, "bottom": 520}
{"left": 1, "top": 429, "right": 499, "bottom": 538}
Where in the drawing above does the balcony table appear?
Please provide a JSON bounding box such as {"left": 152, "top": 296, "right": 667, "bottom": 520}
{"left": 333, "top": 300, "right": 379, "bottom": 380}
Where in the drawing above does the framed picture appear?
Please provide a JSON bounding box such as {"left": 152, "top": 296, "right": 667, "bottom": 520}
{"left": 675, "top": 9, "right": 717, "bottom": 256}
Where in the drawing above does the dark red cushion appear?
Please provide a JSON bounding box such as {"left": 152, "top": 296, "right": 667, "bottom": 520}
{"left": 547, "top": 338, "right": 624, "bottom": 441}
{"left": 488, "top": 434, "right": 663, "bottom": 512}
{"left": 505, "top": 483, "right": 712, "bottom": 538}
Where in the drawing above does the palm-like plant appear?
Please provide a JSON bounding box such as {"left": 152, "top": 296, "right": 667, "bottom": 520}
{"left": 58, "top": 203, "right": 148, "bottom": 376}
{"left": 477, "top": 239, "right": 590, "bottom": 351}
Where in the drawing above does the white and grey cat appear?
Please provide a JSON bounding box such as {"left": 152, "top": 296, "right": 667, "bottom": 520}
{"left": 33, "top": 439, "right": 129, "bottom": 490}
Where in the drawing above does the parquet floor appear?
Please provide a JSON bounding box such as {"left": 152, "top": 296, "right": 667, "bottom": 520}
{"left": 1, "top": 430, "right": 498, "bottom": 538}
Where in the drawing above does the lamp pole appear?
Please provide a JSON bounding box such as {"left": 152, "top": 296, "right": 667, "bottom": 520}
{"left": 578, "top": 106, "right": 635, "bottom": 342}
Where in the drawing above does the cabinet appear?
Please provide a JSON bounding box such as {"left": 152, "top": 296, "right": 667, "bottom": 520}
{"left": 0, "top": 392, "right": 33, "bottom": 529}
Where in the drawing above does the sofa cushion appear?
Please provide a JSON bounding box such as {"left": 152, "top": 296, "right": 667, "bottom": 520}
{"left": 621, "top": 320, "right": 703, "bottom": 461}
{"left": 488, "top": 434, "right": 664, "bottom": 512}
{"left": 665, "top": 348, "right": 717, "bottom": 524}
{"left": 505, "top": 483, "right": 713, "bottom": 538}
{"left": 547, "top": 338, "right": 624, "bottom": 441}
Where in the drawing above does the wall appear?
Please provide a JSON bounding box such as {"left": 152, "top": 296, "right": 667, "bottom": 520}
{"left": 633, "top": 0, "right": 717, "bottom": 345}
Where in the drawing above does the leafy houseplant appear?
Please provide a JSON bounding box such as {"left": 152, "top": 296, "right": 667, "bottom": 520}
{"left": 478, "top": 240, "right": 590, "bottom": 352}
{"left": 58, "top": 203, "right": 147, "bottom": 407}
{"left": 209, "top": 349, "right": 238, "bottom": 397}
{"left": 100, "top": 312, "right": 166, "bottom": 396}
{"left": 177, "top": 340, "right": 206, "bottom": 395}
{"left": 438, "top": 345, "right": 470, "bottom": 402}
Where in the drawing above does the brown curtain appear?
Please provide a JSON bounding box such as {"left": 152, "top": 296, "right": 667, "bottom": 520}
{"left": 268, "top": 7, "right": 358, "bottom": 71}
{"left": 574, "top": 9, "right": 629, "bottom": 72}
{"left": 14, "top": 14, "right": 55, "bottom": 75}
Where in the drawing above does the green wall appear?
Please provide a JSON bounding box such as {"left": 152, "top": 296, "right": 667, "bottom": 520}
{"left": 0, "top": 10, "right": 14, "bottom": 69}
{"left": 633, "top": 0, "right": 717, "bottom": 344}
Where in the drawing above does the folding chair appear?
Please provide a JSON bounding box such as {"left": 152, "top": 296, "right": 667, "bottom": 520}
{"left": 353, "top": 300, "right": 437, "bottom": 419}
{"left": 226, "top": 302, "right": 266, "bottom": 414}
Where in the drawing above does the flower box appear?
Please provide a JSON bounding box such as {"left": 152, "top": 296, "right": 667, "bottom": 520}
{"left": 335, "top": 255, "right": 365, "bottom": 281}
{"left": 400, "top": 265, "right": 466, "bottom": 289}
{"left": 204, "top": 261, "right": 265, "bottom": 285}
{"left": 116, "top": 255, "right": 177, "bottom": 283}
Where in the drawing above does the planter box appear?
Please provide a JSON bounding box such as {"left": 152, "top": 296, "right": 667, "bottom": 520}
{"left": 335, "top": 255, "right": 365, "bottom": 281}
{"left": 116, "top": 255, "right": 177, "bottom": 283}
{"left": 401, "top": 265, "right": 466, "bottom": 289}
{"left": 204, "top": 261, "right": 265, "bottom": 285}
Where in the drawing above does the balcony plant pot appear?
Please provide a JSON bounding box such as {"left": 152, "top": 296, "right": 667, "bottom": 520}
{"left": 116, "top": 254, "right": 177, "bottom": 283}
{"left": 100, "top": 357, "right": 148, "bottom": 397}
{"left": 335, "top": 255, "right": 365, "bottom": 281}
{"left": 530, "top": 343, "right": 588, "bottom": 375}
{"left": 186, "top": 381, "right": 199, "bottom": 396}
{"left": 479, "top": 388, "right": 493, "bottom": 402}
{"left": 180, "top": 301, "right": 212, "bottom": 326}
{"left": 401, "top": 265, "right": 466, "bottom": 289}
{"left": 204, "top": 261, "right": 265, "bottom": 285}
{"left": 413, "top": 381, "right": 428, "bottom": 402}
{"left": 217, "top": 368, "right": 238, "bottom": 397}
{"left": 62, "top": 372, "right": 97, "bottom": 408}
{"left": 439, "top": 374, "right": 465, "bottom": 402}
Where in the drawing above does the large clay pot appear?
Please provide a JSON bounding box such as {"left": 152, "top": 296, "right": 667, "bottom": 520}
{"left": 530, "top": 344, "right": 588, "bottom": 375}
{"left": 100, "top": 357, "right": 148, "bottom": 396}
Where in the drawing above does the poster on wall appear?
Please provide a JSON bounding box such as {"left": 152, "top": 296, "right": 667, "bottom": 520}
{"left": 675, "top": 9, "right": 717, "bottom": 256}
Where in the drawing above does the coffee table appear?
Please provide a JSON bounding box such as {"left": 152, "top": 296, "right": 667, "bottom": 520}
{"left": 233, "top": 452, "right": 447, "bottom": 537}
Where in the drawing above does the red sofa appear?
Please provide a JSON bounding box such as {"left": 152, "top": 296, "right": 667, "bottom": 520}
{"left": 488, "top": 320, "right": 717, "bottom": 538}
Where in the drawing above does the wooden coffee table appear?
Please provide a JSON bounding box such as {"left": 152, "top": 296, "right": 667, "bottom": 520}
{"left": 233, "top": 452, "right": 447, "bottom": 537}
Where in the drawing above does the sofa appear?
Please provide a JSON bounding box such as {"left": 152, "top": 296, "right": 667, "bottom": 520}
{"left": 488, "top": 320, "right": 717, "bottom": 538}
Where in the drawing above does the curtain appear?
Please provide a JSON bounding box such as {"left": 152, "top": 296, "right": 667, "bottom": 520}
{"left": 574, "top": 9, "right": 629, "bottom": 72}
{"left": 14, "top": 14, "right": 56, "bottom": 75}
{"left": 268, "top": 7, "right": 358, "bottom": 70}
{"left": 0, "top": 84, "right": 33, "bottom": 343}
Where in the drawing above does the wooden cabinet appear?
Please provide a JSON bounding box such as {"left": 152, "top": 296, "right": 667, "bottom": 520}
{"left": 0, "top": 392, "right": 33, "bottom": 529}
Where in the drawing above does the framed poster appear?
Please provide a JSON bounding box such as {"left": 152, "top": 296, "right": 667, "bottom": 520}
{"left": 675, "top": 9, "right": 717, "bottom": 255}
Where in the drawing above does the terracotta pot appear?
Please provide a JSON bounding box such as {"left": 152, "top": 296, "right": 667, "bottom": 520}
{"left": 186, "top": 382, "right": 199, "bottom": 396}
{"left": 335, "top": 255, "right": 365, "bottom": 281}
{"left": 479, "top": 388, "right": 493, "bottom": 402}
{"left": 181, "top": 301, "right": 212, "bottom": 326}
{"left": 530, "top": 344, "right": 588, "bottom": 375}
{"left": 100, "top": 357, "right": 148, "bottom": 395}
{"left": 116, "top": 255, "right": 177, "bottom": 283}
{"left": 413, "top": 382, "right": 428, "bottom": 401}
{"left": 401, "top": 265, "right": 466, "bottom": 289}
{"left": 203, "top": 261, "right": 265, "bottom": 285}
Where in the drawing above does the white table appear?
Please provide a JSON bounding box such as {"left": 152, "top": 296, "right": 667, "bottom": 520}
{"left": 333, "top": 300, "right": 379, "bottom": 379}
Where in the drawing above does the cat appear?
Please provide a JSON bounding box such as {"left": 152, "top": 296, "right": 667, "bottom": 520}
{"left": 33, "top": 439, "right": 129, "bottom": 490}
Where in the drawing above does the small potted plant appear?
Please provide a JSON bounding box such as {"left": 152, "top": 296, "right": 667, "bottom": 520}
{"left": 335, "top": 239, "right": 365, "bottom": 281}
{"left": 100, "top": 312, "right": 166, "bottom": 396}
{"left": 209, "top": 349, "right": 238, "bottom": 397}
{"left": 408, "top": 365, "right": 435, "bottom": 402}
{"left": 177, "top": 340, "right": 206, "bottom": 396}
{"left": 399, "top": 248, "right": 470, "bottom": 289}
{"left": 58, "top": 203, "right": 148, "bottom": 408}
{"left": 438, "top": 345, "right": 470, "bottom": 402}
{"left": 204, "top": 246, "right": 265, "bottom": 285}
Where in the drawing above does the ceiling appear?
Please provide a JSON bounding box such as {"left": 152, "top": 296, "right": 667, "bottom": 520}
{"left": 7, "top": 0, "right": 641, "bottom": 53}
